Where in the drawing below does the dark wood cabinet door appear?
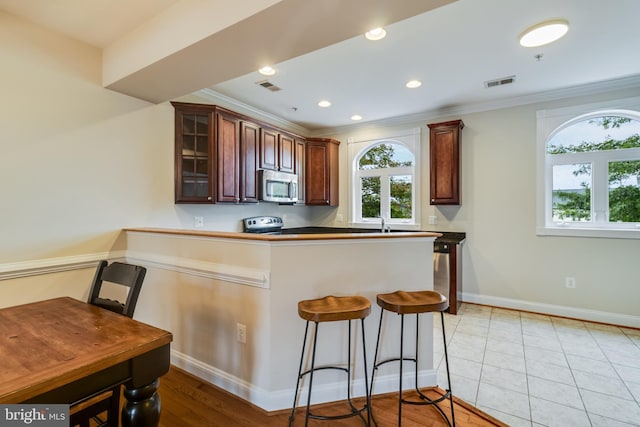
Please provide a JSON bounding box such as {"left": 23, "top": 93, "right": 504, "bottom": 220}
{"left": 295, "top": 138, "right": 306, "bottom": 204}
{"left": 278, "top": 133, "right": 295, "bottom": 173}
{"left": 240, "top": 121, "right": 259, "bottom": 203}
{"left": 428, "top": 120, "right": 464, "bottom": 205}
{"left": 305, "top": 138, "right": 339, "bottom": 206}
{"left": 173, "top": 104, "right": 214, "bottom": 203}
{"left": 259, "top": 127, "right": 278, "bottom": 171}
{"left": 216, "top": 110, "right": 240, "bottom": 203}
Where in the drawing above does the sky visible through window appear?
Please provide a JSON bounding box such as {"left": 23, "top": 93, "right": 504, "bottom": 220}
{"left": 548, "top": 118, "right": 640, "bottom": 190}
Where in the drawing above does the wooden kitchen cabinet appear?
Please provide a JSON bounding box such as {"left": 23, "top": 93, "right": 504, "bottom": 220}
{"left": 305, "top": 138, "right": 340, "bottom": 206}
{"left": 173, "top": 101, "right": 311, "bottom": 205}
{"left": 278, "top": 132, "right": 296, "bottom": 173}
{"left": 240, "top": 121, "right": 259, "bottom": 203}
{"left": 295, "top": 138, "right": 306, "bottom": 204}
{"left": 173, "top": 102, "right": 214, "bottom": 203}
{"left": 173, "top": 102, "right": 258, "bottom": 204}
{"left": 428, "top": 119, "right": 464, "bottom": 205}
{"left": 259, "top": 127, "right": 295, "bottom": 173}
{"left": 216, "top": 109, "right": 241, "bottom": 203}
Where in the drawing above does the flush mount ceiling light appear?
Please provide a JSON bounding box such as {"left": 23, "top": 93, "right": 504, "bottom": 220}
{"left": 258, "top": 66, "right": 276, "bottom": 76}
{"left": 318, "top": 100, "right": 331, "bottom": 107}
{"left": 519, "top": 19, "right": 569, "bottom": 47}
{"left": 365, "top": 27, "right": 386, "bottom": 41}
{"left": 351, "top": 115, "right": 363, "bottom": 121}
{"left": 406, "top": 80, "right": 422, "bottom": 89}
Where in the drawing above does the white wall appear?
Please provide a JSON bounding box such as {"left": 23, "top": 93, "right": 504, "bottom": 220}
{"left": 325, "top": 89, "right": 640, "bottom": 326}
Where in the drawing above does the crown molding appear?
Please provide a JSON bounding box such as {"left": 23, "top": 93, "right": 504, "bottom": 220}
{"left": 195, "top": 88, "right": 311, "bottom": 135}
{"left": 310, "top": 74, "right": 640, "bottom": 137}
{"left": 195, "top": 75, "right": 640, "bottom": 138}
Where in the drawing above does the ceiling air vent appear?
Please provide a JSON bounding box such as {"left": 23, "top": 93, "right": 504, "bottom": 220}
{"left": 484, "top": 75, "right": 516, "bottom": 88}
{"left": 256, "top": 80, "right": 281, "bottom": 92}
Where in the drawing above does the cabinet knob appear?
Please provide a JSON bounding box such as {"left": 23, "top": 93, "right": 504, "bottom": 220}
{"left": 207, "top": 196, "right": 212, "bottom": 201}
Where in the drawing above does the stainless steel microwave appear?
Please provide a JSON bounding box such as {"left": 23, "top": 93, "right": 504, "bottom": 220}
{"left": 259, "top": 170, "right": 298, "bottom": 203}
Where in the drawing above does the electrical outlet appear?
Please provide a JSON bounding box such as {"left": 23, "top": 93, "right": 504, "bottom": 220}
{"left": 336, "top": 213, "right": 344, "bottom": 222}
{"left": 428, "top": 215, "right": 438, "bottom": 225}
{"left": 194, "top": 216, "right": 204, "bottom": 228}
{"left": 565, "top": 277, "right": 576, "bottom": 289}
{"left": 236, "top": 323, "right": 246, "bottom": 344}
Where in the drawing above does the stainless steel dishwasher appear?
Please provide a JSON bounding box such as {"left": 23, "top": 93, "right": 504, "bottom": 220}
{"left": 433, "top": 240, "right": 451, "bottom": 300}
{"left": 433, "top": 237, "right": 464, "bottom": 314}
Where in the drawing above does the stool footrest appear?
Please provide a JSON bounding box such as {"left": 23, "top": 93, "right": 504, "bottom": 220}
{"left": 402, "top": 388, "right": 451, "bottom": 406}
{"left": 307, "top": 403, "right": 369, "bottom": 422}
{"left": 373, "top": 356, "right": 417, "bottom": 370}
{"left": 300, "top": 365, "right": 349, "bottom": 378}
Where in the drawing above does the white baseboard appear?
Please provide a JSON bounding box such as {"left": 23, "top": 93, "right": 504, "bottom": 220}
{"left": 461, "top": 292, "right": 640, "bottom": 328}
{"left": 170, "top": 350, "right": 438, "bottom": 412}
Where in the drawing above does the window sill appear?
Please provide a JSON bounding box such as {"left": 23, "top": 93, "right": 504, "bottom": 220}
{"left": 536, "top": 226, "right": 640, "bottom": 239}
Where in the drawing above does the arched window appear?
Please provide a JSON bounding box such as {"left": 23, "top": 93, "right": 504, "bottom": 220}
{"left": 537, "top": 99, "right": 640, "bottom": 238}
{"left": 349, "top": 129, "right": 421, "bottom": 228}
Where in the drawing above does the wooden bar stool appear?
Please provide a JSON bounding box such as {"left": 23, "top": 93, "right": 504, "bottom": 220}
{"left": 289, "top": 295, "right": 372, "bottom": 426}
{"left": 370, "top": 290, "right": 455, "bottom": 427}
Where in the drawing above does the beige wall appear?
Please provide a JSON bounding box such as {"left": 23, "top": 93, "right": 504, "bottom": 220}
{"left": 325, "top": 90, "right": 640, "bottom": 326}
{"left": 0, "top": 11, "right": 310, "bottom": 305}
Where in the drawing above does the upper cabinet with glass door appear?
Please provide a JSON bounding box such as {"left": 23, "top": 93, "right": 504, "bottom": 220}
{"left": 173, "top": 103, "right": 212, "bottom": 203}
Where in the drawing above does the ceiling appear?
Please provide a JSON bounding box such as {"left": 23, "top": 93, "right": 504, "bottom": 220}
{"left": 2, "top": 0, "right": 640, "bottom": 131}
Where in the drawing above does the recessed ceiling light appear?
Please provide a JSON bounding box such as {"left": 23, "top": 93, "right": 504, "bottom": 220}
{"left": 351, "top": 115, "right": 363, "bottom": 121}
{"left": 365, "top": 27, "right": 386, "bottom": 41}
{"left": 406, "top": 80, "right": 422, "bottom": 89}
{"left": 318, "top": 100, "right": 331, "bottom": 107}
{"left": 519, "top": 19, "right": 569, "bottom": 47}
{"left": 258, "top": 66, "right": 276, "bottom": 76}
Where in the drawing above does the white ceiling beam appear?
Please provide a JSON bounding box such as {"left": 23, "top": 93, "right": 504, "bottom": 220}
{"left": 103, "top": 0, "right": 455, "bottom": 103}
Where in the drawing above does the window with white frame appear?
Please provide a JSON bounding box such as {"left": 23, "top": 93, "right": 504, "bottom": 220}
{"left": 537, "top": 98, "right": 640, "bottom": 238}
{"left": 349, "top": 129, "right": 421, "bottom": 228}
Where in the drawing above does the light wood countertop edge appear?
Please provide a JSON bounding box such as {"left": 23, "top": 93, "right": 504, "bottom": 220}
{"left": 124, "top": 227, "right": 441, "bottom": 241}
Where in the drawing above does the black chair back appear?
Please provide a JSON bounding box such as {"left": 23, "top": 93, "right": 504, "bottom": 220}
{"left": 88, "top": 260, "right": 146, "bottom": 318}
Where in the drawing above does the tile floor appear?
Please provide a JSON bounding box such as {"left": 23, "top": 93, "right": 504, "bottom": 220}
{"left": 432, "top": 303, "right": 640, "bottom": 426}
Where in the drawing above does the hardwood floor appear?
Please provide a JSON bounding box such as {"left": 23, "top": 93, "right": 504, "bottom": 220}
{"left": 157, "top": 367, "right": 508, "bottom": 426}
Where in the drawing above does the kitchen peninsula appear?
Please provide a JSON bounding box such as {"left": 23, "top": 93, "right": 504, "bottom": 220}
{"left": 124, "top": 227, "right": 439, "bottom": 411}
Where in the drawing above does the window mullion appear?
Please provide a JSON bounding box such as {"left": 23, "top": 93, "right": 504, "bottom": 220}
{"left": 592, "top": 159, "right": 608, "bottom": 224}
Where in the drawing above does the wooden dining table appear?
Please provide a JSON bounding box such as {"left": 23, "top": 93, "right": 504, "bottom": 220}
{"left": 0, "top": 296, "right": 173, "bottom": 426}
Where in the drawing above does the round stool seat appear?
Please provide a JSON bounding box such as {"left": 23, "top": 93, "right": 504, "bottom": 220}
{"left": 376, "top": 290, "right": 448, "bottom": 315}
{"left": 298, "top": 295, "right": 371, "bottom": 322}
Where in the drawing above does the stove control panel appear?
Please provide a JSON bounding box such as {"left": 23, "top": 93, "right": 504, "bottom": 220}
{"left": 243, "top": 216, "right": 284, "bottom": 233}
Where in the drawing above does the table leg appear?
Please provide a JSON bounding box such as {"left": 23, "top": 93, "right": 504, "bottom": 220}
{"left": 121, "top": 378, "right": 161, "bottom": 427}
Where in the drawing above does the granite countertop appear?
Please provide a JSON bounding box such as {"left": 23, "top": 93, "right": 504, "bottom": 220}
{"left": 427, "top": 231, "right": 466, "bottom": 244}
{"left": 279, "top": 227, "right": 465, "bottom": 244}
